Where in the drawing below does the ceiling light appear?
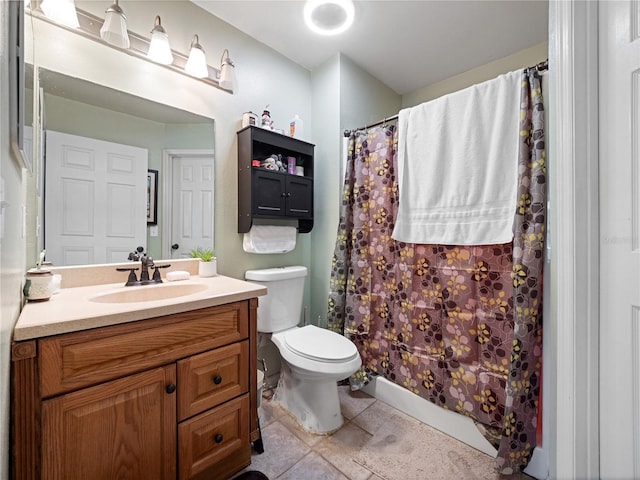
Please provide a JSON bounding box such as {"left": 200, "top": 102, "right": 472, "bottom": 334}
{"left": 219, "top": 49, "right": 237, "bottom": 92}
{"left": 100, "top": 0, "right": 130, "bottom": 49}
{"left": 40, "top": 0, "right": 80, "bottom": 28}
{"left": 147, "top": 15, "right": 173, "bottom": 65}
{"left": 303, "top": 0, "right": 354, "bottom": 36}
{"left": 185, "top": 35, "right": 208, "bottom": 78}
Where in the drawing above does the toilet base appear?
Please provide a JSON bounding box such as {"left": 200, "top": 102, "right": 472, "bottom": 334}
{"left": 273, "top": 361, "right": 344, "bottom": 434}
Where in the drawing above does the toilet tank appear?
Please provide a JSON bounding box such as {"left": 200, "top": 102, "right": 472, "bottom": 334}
{"left": 245, "top": 266, "right": 307, "bottom": 333}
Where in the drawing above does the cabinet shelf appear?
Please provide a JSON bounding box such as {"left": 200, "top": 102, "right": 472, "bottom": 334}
{"left": 237, "top": 126, "right": 314, "bottom": 233}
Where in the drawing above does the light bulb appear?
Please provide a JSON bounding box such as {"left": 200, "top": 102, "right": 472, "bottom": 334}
{"left": 219, "top": 49, "right": 237, "bottom": 91}
{"left": 147, "top": 16, "right": 173, "bottom": 65}
{"left": 40, "top": 0, "right": 80, "bottom": 28}
{"left": 100, "top": 0, "right": 130, "bottom": 49}
{"left": 185, "top": 35, "right": 208, "bottom": 78}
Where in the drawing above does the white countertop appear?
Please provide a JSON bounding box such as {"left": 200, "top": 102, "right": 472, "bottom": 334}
{"left": 14, "top": 274, "right": 267, "bottom": 341}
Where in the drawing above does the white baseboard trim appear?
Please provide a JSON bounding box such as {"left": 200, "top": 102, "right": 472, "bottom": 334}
{"left": 524, "top": 446, "right": 549, "bottom": 480}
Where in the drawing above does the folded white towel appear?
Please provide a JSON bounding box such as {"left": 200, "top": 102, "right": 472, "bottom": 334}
{"left": 243, "top": 225, "right": 297, "bottom": 254}
{"left": 392, "top": 69, "right": 521, "bottom": 245}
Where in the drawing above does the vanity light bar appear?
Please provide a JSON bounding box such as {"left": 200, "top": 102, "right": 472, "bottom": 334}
{"left": 27, "top": 6, "right": 233, "bottom": 93}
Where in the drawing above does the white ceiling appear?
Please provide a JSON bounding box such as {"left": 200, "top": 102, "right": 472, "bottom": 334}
{"left": 192, "top": 0, "right": 549, "bottom": 95}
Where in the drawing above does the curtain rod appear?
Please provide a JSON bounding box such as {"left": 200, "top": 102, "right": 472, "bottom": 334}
{"left": 344, "top": 114, "right": 398, "bottom": 137}
{"left": 528, "top": 59, "right": 548, "bottom": 72}
{"left": 344, "top": 59, "right": 548, "bottom": 138}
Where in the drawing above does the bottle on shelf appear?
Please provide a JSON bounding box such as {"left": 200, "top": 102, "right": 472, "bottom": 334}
{"left": 290, "top": 114, "right": 303, "bottom": 139}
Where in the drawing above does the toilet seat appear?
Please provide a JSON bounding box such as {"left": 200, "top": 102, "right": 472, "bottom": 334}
{"left": 282, "top": 325, "right": 359, "bottom": 363}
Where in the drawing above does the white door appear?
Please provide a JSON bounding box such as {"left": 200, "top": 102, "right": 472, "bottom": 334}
{"left": 170, "top": 154, "right": 214, "bottom": 259}
{"left": 45, "top": 130, "right": 148, "bottom": 265}
{"left": 600, "top": 1, "right": 640, "bottom": 477}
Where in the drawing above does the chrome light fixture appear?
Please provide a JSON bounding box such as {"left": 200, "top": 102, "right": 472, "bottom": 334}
{"left": 99, "top": 0, "right": 129, "bottom": 49}
{"left": 40, "top": 0, "right": 80, "bottom": 28}
{"left": 185, "top": 35, "right": 208, "bottom": 78}
{"left": 28, "top": 7, "right": 237, "bottom": 93}
{"left": 147, "top": 15, "right": 173, "bottom": 65}
{"left": 219, "top": 49, "right": 237, "bottom": 92}
{"left": 303, "top": 0, "right": 354, "bottom": 36}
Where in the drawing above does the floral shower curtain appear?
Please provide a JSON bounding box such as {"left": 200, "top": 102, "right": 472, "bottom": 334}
{"left": 327, "top": 69, "right": 545, "bottom": 474}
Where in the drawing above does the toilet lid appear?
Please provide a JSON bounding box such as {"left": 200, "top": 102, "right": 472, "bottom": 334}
{"left": 284, "top": 325, "right": 359, "bottom": 363}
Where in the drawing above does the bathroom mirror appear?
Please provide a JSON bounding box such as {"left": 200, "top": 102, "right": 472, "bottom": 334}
{"left": 33, "top": 66, "right": 215, "bottom": 266}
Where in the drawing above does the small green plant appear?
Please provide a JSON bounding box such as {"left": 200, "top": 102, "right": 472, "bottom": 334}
{"left": 189, "top": 247, "right": 216, "bottom": 262}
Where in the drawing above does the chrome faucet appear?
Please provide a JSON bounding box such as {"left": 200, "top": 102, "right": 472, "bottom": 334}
{"left": 117, "top": 246, "right": 171, "bottom": 286}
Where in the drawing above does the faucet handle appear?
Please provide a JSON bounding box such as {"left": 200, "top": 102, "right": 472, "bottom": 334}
{"left": 116, "top": 267, "right": 140, "bottom": 286}
{"left": 151, "top": 264, "right": 171, "bottom": 283}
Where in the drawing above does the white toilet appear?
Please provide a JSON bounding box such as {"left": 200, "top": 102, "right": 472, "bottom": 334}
{"left": 245, "top": 266, "right": 361, "bottom": 434}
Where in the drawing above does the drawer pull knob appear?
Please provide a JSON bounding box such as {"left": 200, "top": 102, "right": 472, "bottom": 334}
{"left": 166, "top": 383, "right": 176, "bottom": 394}
{"left": 214, "top": 434, "right": 223, "bottom": 444}
{"left": 213, "top": 375, "right": 222, "bottom": 385}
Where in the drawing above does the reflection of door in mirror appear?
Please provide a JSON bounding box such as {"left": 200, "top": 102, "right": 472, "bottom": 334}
{"left": 34, "top": 68, "right": 216, "bottom": 266}
{"left": 45, "top": 131, "right": 148, "bottom": 265}
{"left": 170, "top": 153, "right": 215, "bottom": 259}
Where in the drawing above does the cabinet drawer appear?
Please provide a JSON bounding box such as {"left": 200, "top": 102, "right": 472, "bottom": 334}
{"left": 39, "top": 303, "right": 249, "bottom": 397}
{"left": 178, "top": 341, "right": 249, "bottom": 421}
{"left": 178, "top": 395, "right": 250, "bottom": 480}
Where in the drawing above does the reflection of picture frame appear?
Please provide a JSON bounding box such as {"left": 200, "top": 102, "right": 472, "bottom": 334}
{"left": 147, "top": 169, "right": 158, "bottom": 225}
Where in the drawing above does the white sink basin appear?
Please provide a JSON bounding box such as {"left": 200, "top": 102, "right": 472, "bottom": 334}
{"left": 90, "top": 283, "right": 208, "bottom": 303}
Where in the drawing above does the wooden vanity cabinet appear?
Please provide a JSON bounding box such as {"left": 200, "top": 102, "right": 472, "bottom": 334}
{"left": 11, "top": 299, "right": 260, "bottom": 480}
{"left": 237, "top": 125, "right": 315, "bottom": 233}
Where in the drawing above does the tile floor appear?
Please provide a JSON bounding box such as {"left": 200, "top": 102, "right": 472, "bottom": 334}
{"left": 233, "top": 385, "right": 535, "bottom": 480}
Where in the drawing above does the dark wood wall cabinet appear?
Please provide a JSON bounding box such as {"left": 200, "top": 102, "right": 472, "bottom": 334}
{"left": 237, "top": 126, "right": 314, "bottom": 233}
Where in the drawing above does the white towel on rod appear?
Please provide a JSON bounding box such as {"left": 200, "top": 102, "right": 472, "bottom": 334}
{"left": 243, "top": 225, "right": 297, "bottom": 254}
{"left": 392, "top": 69, "right": 521, "bottom": 245}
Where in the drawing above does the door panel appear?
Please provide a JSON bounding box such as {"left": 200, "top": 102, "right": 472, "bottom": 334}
{"left": 251, "top": 170, "right": 285, "bottom": 216}
{"left": 171, "top": 155, "right": 215, "bottom": 259}
{"left": 599, "top": 1, "right": 640, "bottom": 477}
{"left": 286, "top": 176, "right": 313, "bottom": 218}
{"left": 41, "top": 366, "right": 177, "bottom": 480}
{"left": 45, "top": 131, "right": 148, "bottom": 265}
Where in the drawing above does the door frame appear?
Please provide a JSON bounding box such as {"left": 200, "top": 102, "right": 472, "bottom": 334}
{"left": 549, "top": 0, "right": 600, "bottom": 479}
{"left": 161, "top": 149, "right": 215, "bottom": 260}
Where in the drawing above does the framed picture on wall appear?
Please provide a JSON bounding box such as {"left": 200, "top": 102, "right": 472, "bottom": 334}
{"left": 147, "top": 169, "right": 158, "bottom": 225}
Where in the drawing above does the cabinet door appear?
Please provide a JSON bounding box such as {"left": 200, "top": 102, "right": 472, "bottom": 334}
{"left": 42, "top": 366, "right": 177, "bottom": 480}
{"left": 286, "top": 175, "right": 313, "bottom": 219}
{"left": 251, "top": 169, "right": 285, "bottom": 216}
